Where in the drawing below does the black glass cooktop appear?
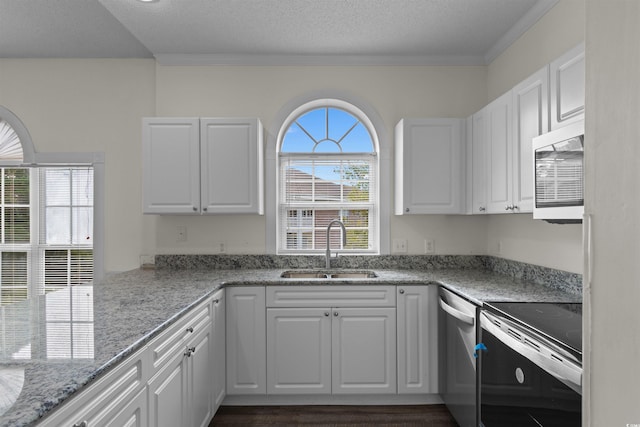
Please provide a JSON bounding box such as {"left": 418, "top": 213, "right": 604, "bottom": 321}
{"left": 484, "top": 302, "right": 582, "bottom": 359}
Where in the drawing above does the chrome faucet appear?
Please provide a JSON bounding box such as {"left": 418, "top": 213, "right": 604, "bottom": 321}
{"left": 325, "top": 219, "right": 347, "bottom": 269}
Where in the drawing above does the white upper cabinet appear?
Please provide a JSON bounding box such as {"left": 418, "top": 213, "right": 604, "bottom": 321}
{"left": 466, "top": 110, "right": 487, "bottom": 214}
{"left": 395, "top": 118, "right": 464, "bottom": 215}
{"left": 143, "top": 117, "right": 201, "bottom": 214}
{"left": 550, "top": 43, "right": 585, "bottom": 130}
{"left": 511, "top": 66, "right": 549, "bottom": 213}
{"left": 485, "top": 91, "right": 513, "bottom": 213}
{"left": 484, "top": 66, "right": 549, "bottom": 214}
{"left": 200, "top": 118, "right": 264, "bottom": 214}
{"left": 143, "top": 117, "right": 264, "bottom": 215}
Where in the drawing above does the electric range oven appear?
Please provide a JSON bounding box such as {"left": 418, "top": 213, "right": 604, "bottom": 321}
{"left": 479, "top": 302, "right": 582, "bottom": 427}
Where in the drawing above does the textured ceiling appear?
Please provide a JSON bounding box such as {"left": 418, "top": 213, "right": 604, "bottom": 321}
{"left": 0, "top": 0, "right": 558, "bottom": 65}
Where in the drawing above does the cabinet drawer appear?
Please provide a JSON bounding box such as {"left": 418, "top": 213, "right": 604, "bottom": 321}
{"left": 266, "top": 286, "right": 396, "bottom": 308}
{"left": 148, "top": 298, "right": 212, "bottom": 374}
{"left": 39, "top": 346, "right": 149, "bottom": 427}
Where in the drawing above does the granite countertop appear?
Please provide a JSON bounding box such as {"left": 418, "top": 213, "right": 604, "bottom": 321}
{"left": 0, "top": 257, "right": 582, "bottom": 427}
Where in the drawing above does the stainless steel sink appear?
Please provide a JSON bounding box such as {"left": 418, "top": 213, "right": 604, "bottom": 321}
{"left": 280, "top": 270, "right": 377, "bottom": 279}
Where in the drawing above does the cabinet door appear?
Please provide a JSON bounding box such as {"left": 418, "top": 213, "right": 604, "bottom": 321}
{"left": 550, "top": 43, "right": 585, "bottom": 130}
{"left": 485, "top": 92, "right": 513, "bottom": 213}
{"left": 266, "top": 307, "right": 332, "bottom": 394}
{"left": 188, "top": 327, "right": 214, "bottom": 427}
{"left": 512, "top": 66, "right": 549, "bottom": 213}
{"left": 211, "top": 290, "right": 226, "bottom": 412}
{"left": 142, "top": 117, "right": 200, "bottom": 214}
{"left": 331, "top": 307, "right": 397, "bottom": 394}
{"left": 148, "top": 352, "right": 189, "bottom": 427}
{"left": 103, "top": 387, "right": 147, "bottom": 427}
{"left": 226, "top": 286, "right": 266, "bottom": 395}
{"left": 395, "top": 118, "right": 464, "bottom": 214}
{"left": 397, "top": 285, "right": 438, "bottom": 394}
{"left": 468, "top": 110, "right": 487, "bottom": 214}
{"left": 200, "top": 118, "right": 264, "bottom": 214}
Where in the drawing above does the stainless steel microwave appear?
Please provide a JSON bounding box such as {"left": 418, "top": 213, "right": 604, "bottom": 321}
{"left": 532, "top": 120, "right": 584, "bottom": 223}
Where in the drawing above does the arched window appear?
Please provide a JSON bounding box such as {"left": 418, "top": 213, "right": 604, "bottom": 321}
{"left": 277, "top": 100, "right": 379, "bottom": 254}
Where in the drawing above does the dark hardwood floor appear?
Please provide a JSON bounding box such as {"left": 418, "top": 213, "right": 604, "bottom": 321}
{"left": 209, "top": 405, "right": 459, "bottom": 426}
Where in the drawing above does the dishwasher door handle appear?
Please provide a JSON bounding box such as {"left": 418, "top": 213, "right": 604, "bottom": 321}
{"left": 439, "top": 297, "right": 475, "bottom": 326}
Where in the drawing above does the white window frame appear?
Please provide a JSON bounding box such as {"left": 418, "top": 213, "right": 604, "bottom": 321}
{"left": 266, "top": 92, "right": 390, "bottom": 255}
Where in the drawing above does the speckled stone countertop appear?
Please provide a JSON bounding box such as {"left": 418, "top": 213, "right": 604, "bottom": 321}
{"left": 0, "top": 255, "right": 582, "bottom": 427}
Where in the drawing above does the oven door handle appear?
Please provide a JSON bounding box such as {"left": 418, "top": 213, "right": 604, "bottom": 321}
{"left": 439, "top": 297, "right": 475, "bottom": 326}
{"left": 480, "top": 311, "right": 582, "bottom": 394}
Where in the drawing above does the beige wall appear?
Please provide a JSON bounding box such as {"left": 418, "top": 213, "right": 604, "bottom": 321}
{"left": 584, "top": 1, "right": 640, "bottom": 424}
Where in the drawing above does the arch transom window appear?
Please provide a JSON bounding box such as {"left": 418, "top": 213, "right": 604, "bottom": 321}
{"left": 278, "top": 104, "right": 379, "bottom": 254}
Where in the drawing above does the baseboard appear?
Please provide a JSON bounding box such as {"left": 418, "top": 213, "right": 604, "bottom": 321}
{"left": 221, "top": 393, "right": 444, "bottom": 406}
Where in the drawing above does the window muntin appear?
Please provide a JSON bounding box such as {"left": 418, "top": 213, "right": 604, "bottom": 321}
{"left": 278, "top": 105, "right": 378, "bottom": 254}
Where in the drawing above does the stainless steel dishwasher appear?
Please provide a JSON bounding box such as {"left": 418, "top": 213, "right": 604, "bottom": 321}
{"left": 439, "top": 287, "right": 479, "bottom": 427}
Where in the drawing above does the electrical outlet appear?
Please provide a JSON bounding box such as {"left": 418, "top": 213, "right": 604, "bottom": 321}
{"left": 176, "top": 225, "right": 187, "bottom": 242}
{"left": 392, "top": 239, "right": 408, "bottom": 253}
{"left": 424, "top": 239, "right": 435, "bottom": 254}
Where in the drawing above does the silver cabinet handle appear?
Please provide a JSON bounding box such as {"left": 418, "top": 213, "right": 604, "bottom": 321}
{"left": 203, "top": 207, "right": 207, "bottom": 212}
{"left": 399, "top": 289, "right": 405, "bottom": 294}
{"left": 505, "top": 205, "right": 512, "bottom": 211}
{"left": 333, "top": 311, "right": 339, "bottom": 317}
{"left": 192, "top": 207, "right": 197, "bottom": 211}
{"left": 213, "top": 298, "right": 220, "bottom": 304}
{"left": 73, "top": 422, "right": 88, "bottom": 427}
{"left": 405, "top": 207, "right": 410, "bottom": 213}
{"left": 186, "top": 327, "right": 194, "bottom": 333}
{"left": 479, "top": 206, "right": 486, "bottom": 212}
{"left": 512, "top": 205, "right": 519, "bottom": 211}
{"left": 324, "top": 312, "right": 330, "bottom": 317}
{"left": 184, "top": 346, "right": 196, "bottom": 357}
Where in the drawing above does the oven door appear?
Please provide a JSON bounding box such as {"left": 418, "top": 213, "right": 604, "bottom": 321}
{"left": 479, "top": 311, "right": 581, "bottom": 427}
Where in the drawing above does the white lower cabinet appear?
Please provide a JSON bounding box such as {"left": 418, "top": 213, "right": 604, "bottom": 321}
{"left": 331, "top": 307, "right": 397, "bottom": 394}
{"left": 397, "top": 285, "right": 439, "bottom": 394}
{"left": 147, "top": 298, "right": 214, "bottom": 427}
{"left": 266, "top": 307, "right": 332, "bottom": 394}
{"left": 226, "top": 286, "right": 267, "bottom": 395}
{"left": 265, "top": 286, "right": 398, "bottom": 396}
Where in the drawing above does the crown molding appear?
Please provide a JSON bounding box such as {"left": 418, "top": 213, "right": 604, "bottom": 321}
{"left": 154, "top": 53, "right": 487, "bottom": 67}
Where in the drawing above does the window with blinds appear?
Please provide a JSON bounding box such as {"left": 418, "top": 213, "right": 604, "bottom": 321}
{"left": 278, "top": 105, "right": 378, "bottom": 254}
{"left": 0, "top": 166, "right": 93, "bottom": 305}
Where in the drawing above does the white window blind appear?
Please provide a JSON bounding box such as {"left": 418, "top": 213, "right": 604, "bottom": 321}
{"left": 39, "top": 167, "right": 94, "bottom": 294}
{"left": 0, "top": 168, "right": 30, "bottom": 305}
{"left": 279, "top": 154, "right": 377, "bottom": 253}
